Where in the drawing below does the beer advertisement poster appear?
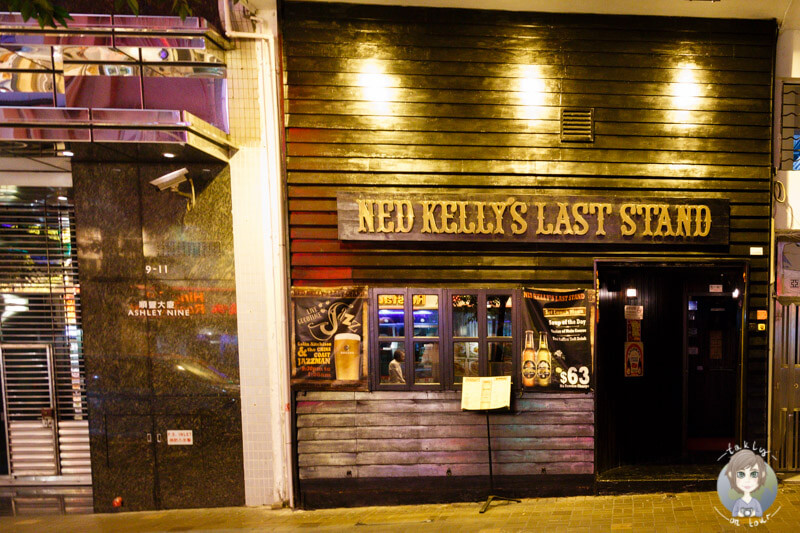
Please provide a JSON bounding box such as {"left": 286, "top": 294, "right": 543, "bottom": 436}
{"left": 522, "top": 288, "right": 593, "bottom": 391}
{"left": 291, "top": 286, "right": 368, "bottom": 390}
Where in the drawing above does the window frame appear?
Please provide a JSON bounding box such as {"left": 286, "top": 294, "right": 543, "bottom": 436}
{"left": 370, "top": 288, "right": 446, "bottom": 391}
{"left": 446, "top": 289, "right": 520, "bottom": 389}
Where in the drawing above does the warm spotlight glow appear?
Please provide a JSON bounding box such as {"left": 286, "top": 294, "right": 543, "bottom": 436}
{"left": 517, "top": 64, "right": 546, "bottom": 119}
{"left": 672, "top": 63, "right": 701, "bottom": 111}
{"left": 357, "top": 60, "right": 393, "bottom": 114}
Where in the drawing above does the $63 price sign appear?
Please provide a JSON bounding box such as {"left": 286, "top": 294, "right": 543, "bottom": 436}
{"left": 559, "top": 366, "right": 590, "bottom": 386}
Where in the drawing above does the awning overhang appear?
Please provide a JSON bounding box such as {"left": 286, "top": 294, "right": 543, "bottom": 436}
{"left": 0, "top": 107, "right": 236, "bottom": 163}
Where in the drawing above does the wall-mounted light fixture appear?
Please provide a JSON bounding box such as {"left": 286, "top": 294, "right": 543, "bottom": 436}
{"left": 149, "top": 167, "right": 195, "bottom": 212}
{"left": 626, "top": 288, "right": 637, "bottom": 298}
{"left": 732, "top": 288, "right": 740, "bottom": 299}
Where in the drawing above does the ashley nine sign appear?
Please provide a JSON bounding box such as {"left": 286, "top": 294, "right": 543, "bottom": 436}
{"left": 337, "top": 192, "right": 729, "bottom": 245}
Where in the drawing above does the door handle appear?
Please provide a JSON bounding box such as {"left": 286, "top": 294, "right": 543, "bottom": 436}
{"left": 156, "top": 433, "right": 162, "bottom": 443}
{"left": 147, "top": 433, "right": 152, "bottom": 443}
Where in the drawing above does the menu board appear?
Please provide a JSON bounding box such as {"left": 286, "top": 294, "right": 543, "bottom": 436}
{"left": 461, "top": 376, "right": 511, "bottom": 411}
{"left": 291, "top": 286, "right": 368, "bottom": 390}
{"left": 522, "top": 288, "right": 594, "bottom": 391}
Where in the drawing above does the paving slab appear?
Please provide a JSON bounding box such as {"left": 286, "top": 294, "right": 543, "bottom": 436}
{"left": 1, "top": 487, "right": 800, "bottom": 532}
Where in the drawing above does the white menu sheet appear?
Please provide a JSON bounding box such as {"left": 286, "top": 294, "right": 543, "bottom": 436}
{"left": 461, "top": 376, "right": 511, "bottom": 411}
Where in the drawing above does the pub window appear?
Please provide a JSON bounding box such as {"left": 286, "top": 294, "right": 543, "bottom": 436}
{"left": 449, "top": 289, "right": 518, "bottom": 387}
{"left": 371, "top": 289, "right": 443, "bottom": 390}
{"left": 370, "top": 288, "right": 519, "bottom": 390}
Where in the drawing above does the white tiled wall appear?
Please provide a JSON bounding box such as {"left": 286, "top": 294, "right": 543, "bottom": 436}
{"left": 227, "top": 1, "right": 291, "bottom": 507}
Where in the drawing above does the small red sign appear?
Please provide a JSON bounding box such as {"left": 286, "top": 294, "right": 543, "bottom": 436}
{"left": 167, "top": 430, "right": 193, "bottom": 445}
{"left": 625, "top": 342, "right": 644, "bottom": 377}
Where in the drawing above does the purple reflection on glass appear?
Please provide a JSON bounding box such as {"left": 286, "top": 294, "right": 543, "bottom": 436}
{"left": 142, "top": 76, "right": 228, "bottom": 132}
{"left": 65, "top": 76, "right": 143, "bottom": 109}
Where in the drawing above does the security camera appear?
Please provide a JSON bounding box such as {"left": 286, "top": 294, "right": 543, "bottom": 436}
{"left": 149, "top": 168, "right": 189, "bottom": 191}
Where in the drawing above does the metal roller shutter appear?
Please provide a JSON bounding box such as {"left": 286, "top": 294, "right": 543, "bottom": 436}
{"left": 0, "top": 197, "right": 89, "bottom": 478}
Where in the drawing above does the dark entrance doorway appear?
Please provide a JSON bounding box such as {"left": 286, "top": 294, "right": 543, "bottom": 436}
{"left": 595, "top": 263, "right": 744, "bottom": 474}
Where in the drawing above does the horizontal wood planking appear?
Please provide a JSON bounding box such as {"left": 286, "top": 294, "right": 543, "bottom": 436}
{"left": 285, "top": 102, "right": 770, "bottom": 127}
{"left": 288, "top": 115, "right": 771, "bottom": 138}
{"left": 282, "top": 8, "right": 775, "bottom": 44}
{"left": 287, "top": 131, "right": 770, "bottom": 153}
{"left": 285, "top": 159, "right": 769, "bottom": 177}
{"left": 296, "top": 412, "right": 594, "bottom": 427}
{"left": 296, "top": 390, "right": 595, "bottom": 479}
{"left": 282, "top": 33, "right": 773, "bottom": 61}
{"left": 287, "top": 88, "right": 771, "bottom": 114}
{"left": 283, "top": 4, "right": 773, "bottom": 443}
{"left": 297, "top": 436, "right": 593, "bottom": 453}
{"left": 288, "top": 73, "right": 771, "bottom": 100}
{"left": 299, "top": 462, "right": 593, "bottom": 478}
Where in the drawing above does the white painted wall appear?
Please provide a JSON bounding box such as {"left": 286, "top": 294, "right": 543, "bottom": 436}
{"left": 226, "top": 0, "right": 292, "bottom": 507}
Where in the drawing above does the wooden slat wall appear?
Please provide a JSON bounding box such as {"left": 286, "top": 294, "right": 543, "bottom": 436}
{"left": 282, "top": 3, "right": 774, "bottom": 445}
{"left": 297, "top": 391, "right": 593, "bottom": 479}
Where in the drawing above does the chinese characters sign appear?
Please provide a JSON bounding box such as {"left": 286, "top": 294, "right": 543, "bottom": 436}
{"left": 167, "top": 430, "right": 193, "bottom": 445}
{"left": 126, "top": 287, "right": 238, "bottom": 318}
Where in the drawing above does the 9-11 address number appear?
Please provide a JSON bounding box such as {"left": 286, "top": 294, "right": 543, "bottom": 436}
{"left": 146, "top": 265, "right": 168, "bottom": 274}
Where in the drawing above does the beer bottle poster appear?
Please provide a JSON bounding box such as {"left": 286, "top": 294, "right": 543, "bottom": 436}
{"left": 522, "top": 288, "right": 593, "bottom": 391}
{"left": 291, "top": 286, "right": 368, "bottom": 390}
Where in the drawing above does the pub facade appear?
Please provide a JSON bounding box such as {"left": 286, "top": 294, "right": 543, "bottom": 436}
{"left": 282, "top": 2, "right": 775, "bottom": 507}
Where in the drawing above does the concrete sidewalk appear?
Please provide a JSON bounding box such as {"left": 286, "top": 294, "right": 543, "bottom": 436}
{"left": 2, "top": 486, "right": 800, "bottom": 532}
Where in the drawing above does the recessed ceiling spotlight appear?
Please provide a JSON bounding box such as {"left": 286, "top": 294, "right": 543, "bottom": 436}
{"left": 163, "top": 152, "right": 176, "bottom": 159}
{"left": 61, "top": 150, "right": 74, "bottom": 157}
{"left": 57, "top": 196, "right": 68, "bottom": 201}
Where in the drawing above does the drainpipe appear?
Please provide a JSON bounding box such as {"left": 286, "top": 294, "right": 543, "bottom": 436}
{"left": 221, "top": 0, "right": 294, "bottom": 508}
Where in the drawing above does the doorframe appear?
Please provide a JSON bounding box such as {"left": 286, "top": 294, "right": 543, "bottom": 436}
{"left": 592, "top": 258, "right": 749, "bottom": 473}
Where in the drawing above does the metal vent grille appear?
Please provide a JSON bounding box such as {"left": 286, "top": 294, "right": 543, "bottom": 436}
{"left": 0, "top": 202, "right": 86, "bottom": 422}
{"left": 561, "top": 108, "right": 594, "bottom": 142}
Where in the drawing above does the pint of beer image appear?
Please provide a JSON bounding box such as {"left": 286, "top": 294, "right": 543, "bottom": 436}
{"left": 333, "top": 332, "right": 361, "bottom": 380}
